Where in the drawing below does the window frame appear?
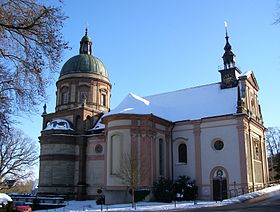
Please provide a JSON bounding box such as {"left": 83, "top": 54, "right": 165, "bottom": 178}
{"left": 211, "top": 139, "right": 225, "bottom": 151}
{"left": 110, "top": 134, "right": 123, "bottom": 175}
{"left": 178, "top": 143, "right": 187, "bottom": 164}
{"left": 101, "top": 93, "right": 106, "bottom": 106}
{"left": 60, "top": 86, "right": 69, "bottom": 105}
{"left": 79, "top": 85, "right": 89, "bottom": 104}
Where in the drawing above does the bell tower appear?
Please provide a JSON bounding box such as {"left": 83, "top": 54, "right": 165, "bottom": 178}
{"left": 219, "top": 23, "right": 241, "bottom": 89}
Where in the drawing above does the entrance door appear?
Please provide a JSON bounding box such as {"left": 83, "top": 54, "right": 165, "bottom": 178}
{"left": 213, "top": 178, "right": 227, "bottom": 201}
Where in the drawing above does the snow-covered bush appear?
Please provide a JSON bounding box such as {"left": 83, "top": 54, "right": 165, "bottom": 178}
{"left": 153, "top": 177, "right": 174, "bottom": 203}
{"left": 173, "top": 176, "right": 197, "bottom": 201}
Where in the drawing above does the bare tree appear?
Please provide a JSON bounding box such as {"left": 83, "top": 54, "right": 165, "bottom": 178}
{"left": 0, "top": 0, "right": 68, "bottom": 133}
{"left": 266, "top": 127, "right": 280, "bottom": 156}
{"left": 266, "top": 127, "right": 280, "bottom": 181}
{"left": 275, "top": 0, "right": 280, "bottom": 24}
{"left": 0, "top": 129, "right": 38, "bottom": 182}
{"left": 117, "top": 153, "right": 139, "bottom": 208}
{"left": 0, "top": 179, "right": 35, "bottom": 193}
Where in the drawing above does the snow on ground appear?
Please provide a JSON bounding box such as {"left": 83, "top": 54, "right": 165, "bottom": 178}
{"left": 221, "top": 184, "right": 280, "bottom": 205}
{"left": 37, "top": 185, "right": 280, "bottom": 212}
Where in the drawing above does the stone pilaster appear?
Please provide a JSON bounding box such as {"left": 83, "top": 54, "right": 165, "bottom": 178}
{"left": 236, "top": 117, "right": 248, "bottom": 185}
{"left": 77, "top": 136, "right": 88, "bottom": 200}
{"left": 193, "top": 121, "right": 202, "bottom": 197}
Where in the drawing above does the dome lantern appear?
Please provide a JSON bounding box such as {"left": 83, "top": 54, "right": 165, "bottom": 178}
{"left": 59, "top": 29, "right": 109, "bottom": 79}
{"left": 79, "top": 28, "right": 92, "bottom": 55}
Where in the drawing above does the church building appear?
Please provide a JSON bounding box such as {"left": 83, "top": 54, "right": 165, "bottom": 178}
{"left": 38, "top": 29, "right": 269, "bottom": 203}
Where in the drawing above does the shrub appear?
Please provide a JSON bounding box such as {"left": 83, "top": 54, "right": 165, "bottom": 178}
{"left": 153, "top": 175, "right": 198, "bottom": 202}
{"left": 129, "top": 188, "right": 150, "bottom": 202}
{"left": 96, "top": 196, "right": 105, "bottom": 205}
{"left": 153, "top": 177, "right": 174, "bottom": 202}
{"left": 173, "top": 176, "right": 198, "bottom": 201}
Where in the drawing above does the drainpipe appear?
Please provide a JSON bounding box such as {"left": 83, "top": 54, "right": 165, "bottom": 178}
{"left": 171, "top": 123, "right": 175, "bottom": 181}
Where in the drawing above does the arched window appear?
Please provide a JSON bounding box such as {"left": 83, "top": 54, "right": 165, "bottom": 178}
{"left": 101, "top": 94, "right": 106, "bottom": 106}
{"left": 254, "top": 139, "right": 260, "bottom": 160}
{"left": 111, "top": 134, "right": 123, "bottom": 174}
{"left": 100, "top": 88, "right": 107, "bottom": 107}
{"left": 178, "top": 143, "right": 187, "bottom": 163}
{"left": 61, "top": 87, "right": 69, "bottom": 104}
{"left": 159, "top": 138, "right": 164, "bottom": 176}
{"left": 79, "top": 86, "right": 89, "bottom": 103}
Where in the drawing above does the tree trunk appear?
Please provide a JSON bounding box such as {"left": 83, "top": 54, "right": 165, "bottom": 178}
{"left": 132, "top": 187, "right": 135, "bottom": 209}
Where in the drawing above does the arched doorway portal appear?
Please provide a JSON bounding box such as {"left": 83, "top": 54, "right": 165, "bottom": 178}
{"left": 211, "top": 168, "right": 228, "bottom": 201}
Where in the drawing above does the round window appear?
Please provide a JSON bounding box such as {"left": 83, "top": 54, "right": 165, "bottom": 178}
{"left": 214, "top": 140, "right": 224, "bottom": 150}
{"left": 216, "top": 170, "right": 223, "bottom": 177}
{"left": 95, "top": 144, "right": 103, "bottom": 153}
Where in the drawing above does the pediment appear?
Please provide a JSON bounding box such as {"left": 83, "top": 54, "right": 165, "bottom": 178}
{"left": 239, "top": 71, "right": 259, "bottom": 91}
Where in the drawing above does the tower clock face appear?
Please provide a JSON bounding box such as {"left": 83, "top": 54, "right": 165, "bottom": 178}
{"left": 223, "top": 74, "right": 234, "bottom": 86}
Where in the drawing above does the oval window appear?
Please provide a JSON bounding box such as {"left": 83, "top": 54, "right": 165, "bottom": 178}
{"left": 95, "top": 144, "right": 103, "bottom": 153}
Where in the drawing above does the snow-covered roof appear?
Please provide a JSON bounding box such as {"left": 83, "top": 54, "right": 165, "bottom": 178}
{"left": 106, "top": 83, "right": 238, "bottom": 122}
{"left": 92, "top": 122, "right": 105, "bottom": 130}
{"left": 240, "top": 70, "right": 253, "bottom": 77}
{"left": 0, "top": 193, "right": 12, "bottom": 204}
{"left": 239, "top": 70, "right": 259, "bottom": 90}
{"left": 44, "top": 119, "right": 74, "bottom": 131}
{"left": 88, "top": 119, "right": 105, "bottom": 131}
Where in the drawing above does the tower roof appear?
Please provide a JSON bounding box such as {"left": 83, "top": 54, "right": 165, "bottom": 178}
{"left": 222, "top": 23, "right": 236, "bottom": 69}
{"left": 60, "top": 54, "right": 109, "bottom": 78}
{"left": 59, "top": 29, "right": 109, "bottom": 79}
{"left": 80, "top": 28, "right": 92, "bottom": 43}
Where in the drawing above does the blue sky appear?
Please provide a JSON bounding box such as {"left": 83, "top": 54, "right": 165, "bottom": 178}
{"left": 19, "top": 0, "right": 280, "bottom": 144}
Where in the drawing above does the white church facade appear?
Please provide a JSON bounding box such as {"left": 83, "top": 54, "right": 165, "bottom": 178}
{"left": 38, "top": 29, "right": 268, "bottom": 203}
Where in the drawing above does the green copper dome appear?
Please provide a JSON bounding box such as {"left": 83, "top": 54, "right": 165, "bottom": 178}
{"left": 60, "top": 54, "right": 108, "bottom": 78}
{"left": 81, "top": 34, "right": 91, "bottom": 42}
{"left": 59, "top": 29, "right": 109, "bottom": 78}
